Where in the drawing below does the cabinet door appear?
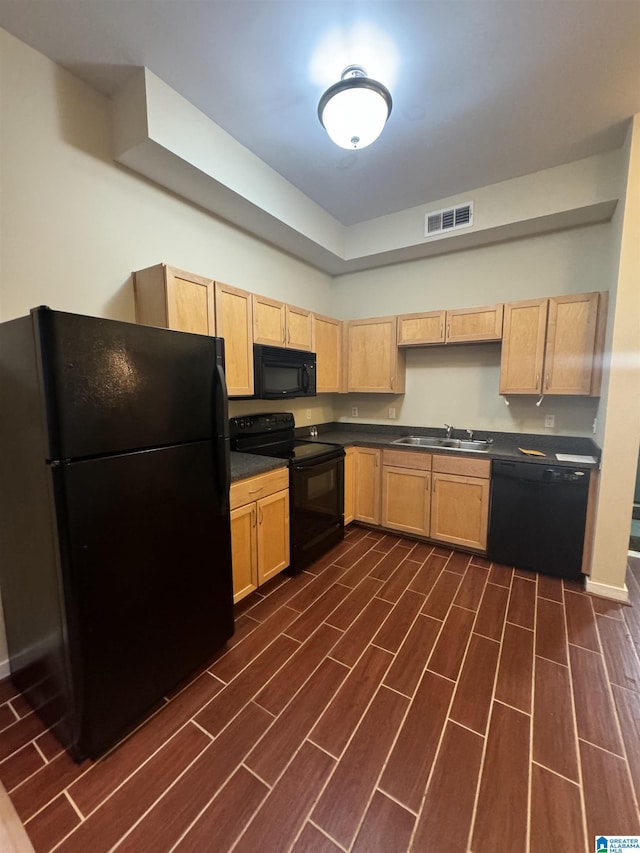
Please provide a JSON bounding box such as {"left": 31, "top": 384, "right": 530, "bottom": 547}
{"left": 544, "top": 292, "right": 599, "bottom": 395}
{"left": 354, "top": 448, "right": 381, "bottom": 525}
{"left": 499, "top": 299, "right": 548, "bottom": 394}
{"left": 257, "top": 489, "right": 290, "bottom": 584}
{"left": 230, "top": 503, "right": 257, "bottom": 603}
{"left": 431, "top": 473, "right": 490, "bottom": 551}
{"left": 397, "top": 311, "right": 446, "bottom": 346}
{"left": 133, "top": 264, "right": 215, "bottom": 336}
{"left": 446, "top": 304, "right": 503, "bottom": 343}
{"left": 382, "top": 466, "right": 431, "bottom": 536}
{"left": 215, "top": 282, "right": 254, "bottom": 397}
{"left": 253, "top": 294, "right": 286, "bottom": 346}
{"left": 344, "top": 447, "right": 356, "bottom": 525}
{"left": 286, "top": 305, "right": 313, "bottom": 351}
{"left": 347, "top": 317, "right": 405, "bottom": 393}
{"left": 313, "top": 314, "right": 343, "bottom": 393}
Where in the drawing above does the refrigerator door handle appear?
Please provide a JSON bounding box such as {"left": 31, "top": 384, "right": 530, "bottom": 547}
{"left": 214, "top": 362, "right": 230, "bottom": 514}
{"left": 214, "top": 362, "right": 229, "bottom": 439}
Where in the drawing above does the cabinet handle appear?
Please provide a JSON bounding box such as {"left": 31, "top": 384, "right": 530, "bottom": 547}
{"left": 287, "top": 328, "right": 291, "bottom": 344}
{"left": 440, "top": 324, "right": 443, "bottom": 339}
{"left": 447, "top": 324, "right": 451, "bottom": 339}
{"left": 545, "top": 373, "right": 550, "bottom": 390}
{"left": 535, "top": 374, "right": 540, "bottom": 387}
{"left": 433, "top": 475, "right": 437, "bottom": 492}
{"left": 252, "top": 507, "right": 256, "bottom": 528}
{"left": 249, "top": 487, "right": 263, "bottom": 494}
{"left": 390, "top": 376, "right": 394, "bottom": 389}
{"left": 259, "top": 506, "right": 263, "bottom": 525}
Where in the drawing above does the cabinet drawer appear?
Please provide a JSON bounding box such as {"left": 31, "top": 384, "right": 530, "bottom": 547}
{"left": 230, "top": 467, "right": 289, "bottom": 510}
{"left": 382, "top": 449, "right": 432, "bottom": 470}
{"left": 432, "top": 455, "right": 490, "bottom": 478}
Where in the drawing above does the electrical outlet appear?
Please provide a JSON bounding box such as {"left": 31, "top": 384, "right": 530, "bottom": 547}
{"left": 544, "top": 414, "right": 555, "bottom": 428}
{"left": 388, "top": 407, "right": 396, "bottom": 419}
{"left": 306, "top": 409, "right": 311, "bottom": 420}
{"left": 351, "top": 407, "right": 358, "bottom": 417}
{"left": 593, "top": 417, "right": 597, "bottom": 434}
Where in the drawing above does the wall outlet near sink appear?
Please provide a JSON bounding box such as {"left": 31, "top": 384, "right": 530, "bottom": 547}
{"left": 306, "top": 409, "right": 311, "bottom": 420}
{"left": 544, "top": 414, "right": 555, "bottom": 428}
{"left": 351, "top": 407, "right": 358, "bottom": 417}
{"left": 388, "top": 407, "right": 396, "bottom": 419}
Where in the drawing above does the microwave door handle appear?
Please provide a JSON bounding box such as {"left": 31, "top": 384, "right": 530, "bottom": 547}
{"left": 302, "top": 365, "right": 309, "bottom": 392}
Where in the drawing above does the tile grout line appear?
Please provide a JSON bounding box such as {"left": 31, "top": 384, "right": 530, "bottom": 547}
{"left": 465, "top": 561, "right": 519, "bottom": 853}
{"left": 526, "top": 570, "right": 539, "bottom": 853}
{"left": 325, "top": 584, "right": 443, "bottom": 851}
{"left": 50, "top": 723, "right": 214, "bottom": 852}
{"left": 301, "top": 547, "right": 445, "bottom": 850}
{"left": 406, "top": 559, "right": 495, "bottom": 851}
{"left": 63, "top": 790, "right": 85, "bottom": 823}
{"left": 560, "top": 581, "right": 591, "bottom": 851}
{"left": 587, "top": 587, "right": 640, "bottom": 820}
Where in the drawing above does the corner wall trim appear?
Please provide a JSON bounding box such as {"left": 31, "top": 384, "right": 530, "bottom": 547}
{"left": 585, "top": 578, "right": 629, "bottom": 602}
{"left": 0, "top": 659, "right": 9, "bottom": 681}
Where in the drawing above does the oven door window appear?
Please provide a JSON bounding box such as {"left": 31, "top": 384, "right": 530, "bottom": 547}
{"left": 291, "top": 458, "right": 343, "bottom": 538}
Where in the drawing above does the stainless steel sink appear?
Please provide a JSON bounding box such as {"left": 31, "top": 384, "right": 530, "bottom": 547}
{"left": 391, "top": 436, "right": 491, "bottom": 453}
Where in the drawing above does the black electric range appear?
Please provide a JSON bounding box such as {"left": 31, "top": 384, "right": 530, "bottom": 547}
{"left": 230, "top": 413, "right": 345, "bottom": 570}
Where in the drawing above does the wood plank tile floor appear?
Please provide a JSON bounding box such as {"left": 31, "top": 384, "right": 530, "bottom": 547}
{"left": 1, "top": 526, "right": 640, "bottom": 852}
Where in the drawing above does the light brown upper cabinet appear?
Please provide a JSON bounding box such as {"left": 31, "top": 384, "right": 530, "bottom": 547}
{"left": 397, "top": 304, "right": 503, "bottom": 346}
{"left": 500, "top": 292, "right": 606, "bottom": 396}
{"left": 133, "top": 264, "right": 215, "bottom": 336}
{"left": 347, "top": 316, "right": 406, "bottom": 393}
{"left": 252, "top": 294, "right": 313, "bottom": 351}
{"left": 214, "top": 282, "right": 254, "bottom": 397}
{"left": 312, "top": 313, "right": 343, "bottom": 393}
{"left": 445, "top": 303, "right": 503, "bottom": 343}
{"left": 397, "top": 310, "right": 446, "bottom": 346}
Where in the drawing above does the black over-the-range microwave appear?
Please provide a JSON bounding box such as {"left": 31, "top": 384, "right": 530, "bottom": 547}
{"left": 251, "top": 344, "right": 317, "bottom": 399}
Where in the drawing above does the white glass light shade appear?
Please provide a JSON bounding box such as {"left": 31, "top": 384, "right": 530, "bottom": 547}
{"left": 318, "top": 72, "right": 392, "bottom": 150}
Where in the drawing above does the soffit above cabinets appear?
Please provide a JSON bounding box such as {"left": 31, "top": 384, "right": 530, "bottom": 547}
{"left": 112, "top": 69, "right": 619, "bottom": 275}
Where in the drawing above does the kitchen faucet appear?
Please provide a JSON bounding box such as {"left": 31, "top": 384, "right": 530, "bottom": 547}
{"left": 444, "top": 423, "right": 454, "bottom": 438}
{"left": 466, "top": 429, "right": 474, "bottom": 440}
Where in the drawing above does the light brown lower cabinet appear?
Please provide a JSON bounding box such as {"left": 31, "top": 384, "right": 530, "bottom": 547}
{"left": 353, "top": 446, "right": 490, "bottom": 552}
{"left": 344, "top": 447, "right": 356, "bottom": 525}
{"left": 381, "top": 450, "right": 431, "bottom": 536}
{"left": 353, "top": 447, "right": 381, "bottom": 525}
{"left": 229, "top": 468, "right": 290, "bottom": 603}
{"left": 430, "top": 455, "right": 491, "bottom": 551}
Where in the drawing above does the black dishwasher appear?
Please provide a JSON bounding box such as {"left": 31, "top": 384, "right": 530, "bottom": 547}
{"left": 488, "top": 459, "right": 590, "bottom": 580}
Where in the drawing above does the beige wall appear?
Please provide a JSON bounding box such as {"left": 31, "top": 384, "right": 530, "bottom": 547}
{"left": 332, "top": 224, "right": 611, "bottom": 435}
{"left": 0, "top": 30, "right": 335, "bottom": 674}
{"left": 0, "top": 29, "right": 333, "bottom": 325}
{"left": 588, "top": 116, "right": 640, "bottom": 597}
{"left": 0, "top": 26, "right": 636, "bottom": 677}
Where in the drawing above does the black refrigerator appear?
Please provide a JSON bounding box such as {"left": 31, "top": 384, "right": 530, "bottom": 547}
{"left": 0, "top": 307, "right": 234, "bottom": 761}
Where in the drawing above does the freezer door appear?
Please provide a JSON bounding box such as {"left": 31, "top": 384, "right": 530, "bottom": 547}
{"left": 34, "top": 307, "right": 227, "bottom": 459}
{"left": 55, "top": 441, "right": 233, "bottom": 759}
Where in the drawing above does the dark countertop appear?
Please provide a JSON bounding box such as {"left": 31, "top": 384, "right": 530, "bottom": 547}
{"left": 230, "top": 451, "right": 288, "bottom": 482}
{"left": 294, "top": 423, "right": 601, "bottom": 469}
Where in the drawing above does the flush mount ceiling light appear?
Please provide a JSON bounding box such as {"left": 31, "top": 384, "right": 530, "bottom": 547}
{"left": 318, "top": 65, "right": 392, "bottom": 150}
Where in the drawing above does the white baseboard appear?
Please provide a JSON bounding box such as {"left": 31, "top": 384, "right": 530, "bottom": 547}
{"left": 585, "top": 579, "right": 630, "bottom": 602}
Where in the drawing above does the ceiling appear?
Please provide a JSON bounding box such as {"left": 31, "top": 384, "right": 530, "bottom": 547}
{"left": 2, "top": 0, "right": 640, "bottom": 228}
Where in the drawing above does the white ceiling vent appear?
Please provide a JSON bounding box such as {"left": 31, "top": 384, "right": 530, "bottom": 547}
{"left": 424, "top": 201, "right": 474, "bottom": 237}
